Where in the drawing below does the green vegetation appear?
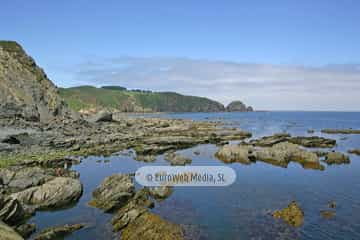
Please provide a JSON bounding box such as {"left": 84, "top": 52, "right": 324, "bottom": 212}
{"left": 59, "top": 86, "right": 225, "bottom": 113}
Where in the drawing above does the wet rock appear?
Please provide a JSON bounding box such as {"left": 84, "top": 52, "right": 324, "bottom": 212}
{"left": 149, "top": 186, "right": 173, "bottom": 200}
{"left": 217, "top": 142, "right": 321, "bottom": 169}
{"left": 215, "top": 144, "right": 254, "bottom": 164}
{"left": 307, "top": 129, "right": 315, "bottom": 134}
{"left": 120, "top": 211, "right": 184, "bottom": 240}
{"left": 250, "top": 133, "right": 290, "bottom": 147}
{"left": 15, "top": 223, "right": 36, "bottom": 238}
{"left": 34, "top": 223, "right": 84, "bottom": 240}
{"left": 134, "top": 155, "right": 156, "bottom": 162}
{"left": 321, "top": 129, "right": 360, "bottom": 134}
{"left": 10, "top": 177, "right": 83, "bottom": 210}
{"left": 288, "top": 136, "right": 336, "bottom": 148}
{"left": 88, "top": 110, "right": 113, "bottom": 123}
{"left": 272, "top": 201, "right": 304, "bottom": 227}
{"left": 112, "top": 201, "right": 148, "bottom": 232}
{"left": 164, "top": 153, "right": 192, "bottom": 166}
{"left": 0, "top": 221, "right": 24, "bottom": 240}
{"left": 89, "top": 174, "right": 135, "bottom": 212}
{"left": 324, "top": 152, "right": 350, "bottom": 165}
{"left": 328, "top": 200, "right": 336, "bottom": 209}
{"left": 320, "top": 210, "right": 336, "bottom": 219}
{"left": 348, "top": 149, "right": 360, "bottom": 155}
{"left": 0, "top": 167, "right": 54, "bottom": 193}
{"left": 193, "top": 150, "right": 200, "bottom": 155}
{"left": 0, "top": 197, "right": 26, "bottom": 225}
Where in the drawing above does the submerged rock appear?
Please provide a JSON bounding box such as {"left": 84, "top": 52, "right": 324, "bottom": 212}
{"left": 272, "top": 201, "right": 304, "bottom": 227}
{"left": 149, "top": 186, "right": 173, "bottom": 200}
{"left": 0, "top": 221, "right": 24, "bottom": 240}
{"left": 15, "top": 223, "right": 36, "bottom": 238}
{"left": 164, "top": 153, "right": 192, "bottom": 166}
{"left": 89, "top": 174, "right": 135, "bottom": 212}
{"left": 10, "top": 177, "right": 82, "bottom": 210}
{"left": 34, "top": 223, "right": 84, "bottom": 240}
{"left": 321, "top": 129, "right": 360, "bottom": 134}
{"left": 320, "top": 210, "right": 336, "bottom": 219}
{"left": 324, "top": 152, "right": 350, "bottom": 165}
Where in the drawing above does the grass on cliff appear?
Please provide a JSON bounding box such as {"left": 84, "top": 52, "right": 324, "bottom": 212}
{"left": 59, "top": 86, "right": 224, "bottom": 112}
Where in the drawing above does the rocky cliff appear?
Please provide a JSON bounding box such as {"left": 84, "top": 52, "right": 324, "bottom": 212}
{"left": 0, "top": 41, "right": 71, "bottom": 122}
{"left": 226, "top": 101, "right": 253, "bottom": 112}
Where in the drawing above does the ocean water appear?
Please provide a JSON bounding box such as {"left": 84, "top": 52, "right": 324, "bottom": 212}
{"left": 29, "top": 112, "right": 360, "bottom": 240}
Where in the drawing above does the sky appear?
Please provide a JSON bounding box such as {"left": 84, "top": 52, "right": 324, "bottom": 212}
{"left": 1, "top": 0, "right": 360, "bottom": 111}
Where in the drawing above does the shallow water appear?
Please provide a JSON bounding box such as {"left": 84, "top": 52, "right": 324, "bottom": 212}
{"left": 28, "top": 112, "right": 360, "bottom": 239}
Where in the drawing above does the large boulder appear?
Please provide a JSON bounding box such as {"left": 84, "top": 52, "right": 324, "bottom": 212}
{"left": 10, "top": 177, "right": 83, "bottom": 210}
{"left": 89, "top": 174, "right": 135, "bottom": 212}
{"left": 215, "top": 144, "right": 254, "bottom": 164}
{"left": 34, "top": 223, "right": 84, "bottom": 240}
{"left": 0, "top": 221, "right": 24, "bottom": 240}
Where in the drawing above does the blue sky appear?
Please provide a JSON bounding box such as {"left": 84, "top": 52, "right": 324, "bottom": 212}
{"left": 1, "top": 0, "right": 360, "bottom": 110}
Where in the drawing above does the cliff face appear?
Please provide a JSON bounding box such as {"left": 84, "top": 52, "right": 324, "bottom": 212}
{"left": 226, "top": 101, "right": 253, "bottom": 112}
{"left": 0, "top": 41, "right": 71, "bottom": 122}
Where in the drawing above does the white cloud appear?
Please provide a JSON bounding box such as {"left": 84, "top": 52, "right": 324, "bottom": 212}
{"left": 66, "top": 57, "right": 360, "bottom": 111}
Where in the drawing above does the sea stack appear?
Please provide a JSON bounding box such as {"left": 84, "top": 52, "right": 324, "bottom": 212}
{"left": 226, "top": 101, "right": 253, "bottom": 112}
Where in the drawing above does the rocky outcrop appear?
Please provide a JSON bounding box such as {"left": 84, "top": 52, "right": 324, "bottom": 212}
{"left": 0, "top": 41, "right": 73, "bottom": 122}
{"left": 0, "top": 221, "right": 24, "bottom": 240}
{"left": 87, "top": 110, "right": 113, "bottom": 123}
{"left": 34, "top": 223, "right": 84, "bottom": 240}
{"left": 226, "top": 101, "right": 253, "bottom": 112}
{"left": 321, "top": 129, "right": 360, "bottom": 134}
{"left": 249, "top": 133, "right": 336, "bottom": 148}
{"left": 323, "top": 152, "right": 350, "bottom": 165}
{"left": 10, "top": 177, "right": 82, "bottom": 210}
{"left": 164, "top": 153, "right": 192, "bottom": 166}
{"left": 120, "top": 211, "right": 184, "bottom": 240}
{"left": 348, "top": 149, "right": 360, "bottom": 155}
{"left": 216, "top": 142, "right": 322, "bottom": 169}
{"left": 149, "top": 186, "right": 173, "bottom": 200}
{"left": 272, "top": 201, "right": 304, "bottom": 227}
{"left": 0, "top": 197, "right": 26, "bottom": 225}
{"left": 89, "top": 174, "right": 135, "bottom": 212}
{"left": 15, "top": 223, "right": 36, "bottom": 239}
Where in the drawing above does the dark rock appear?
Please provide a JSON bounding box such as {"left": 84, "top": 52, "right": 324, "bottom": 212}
{"left": 0, "top": 197, "right": 26, "bottom": 225}
{"left": 15, "top": 223, "right": 36, "bottom": 238}
{"left": 226, "top": 101, "right": 252, "bottom": 112}
{"left": 34, "top": 223, "right": 84, "bottom": 240}
{"left": 89, "top": 174, "right": 135, "bottom": 212}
